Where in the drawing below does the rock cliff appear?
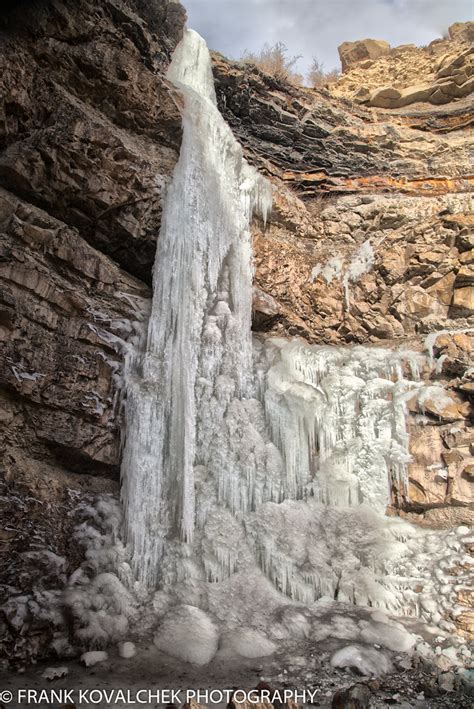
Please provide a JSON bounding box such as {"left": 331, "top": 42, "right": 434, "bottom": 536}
{"left": 0, "top": 1, "right": 472, "bottom": 662}
{"left": 0, "top": 0, "right": 185, "bottom": 662}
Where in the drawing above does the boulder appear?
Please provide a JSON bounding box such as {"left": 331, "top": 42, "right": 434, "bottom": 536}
{"left": 408, "top": 426, "right": 447, "bottom": 505}
{"left": 448, "top": 21, "right": 474, "bottom": 43}
{"left": 452, "top": 286, "right": 474, "bottom": 314}
{"left": 369, "top": 86, "right": 401, "bottom": 108}
{"left": 154, "top": 605, "right": 219, "bottom": 665}
{"left": 397, "top": 84, "right": 433, "bottom": 105}
{"left": 338, "top": 38, "right": 390, "bottom": 73}
{"left": 391, "top": 44, "right": 417, "bottom": 57}
{"left": 430, "top": 76, "right": 474, "bottom": 104}
{"left": 455, "top": 265, "right": 474, "bottom": 286}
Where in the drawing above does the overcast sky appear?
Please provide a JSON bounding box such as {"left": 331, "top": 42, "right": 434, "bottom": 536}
{"left": 185, "top": 0, "right": 473, "bottom": 76}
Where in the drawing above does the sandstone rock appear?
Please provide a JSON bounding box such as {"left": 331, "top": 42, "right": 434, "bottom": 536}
{"left": 398, "top": 286, "right": 444, "bottom": 319}
{"left": 370, "top": 84, "right": 433, "bottom": 108}
{"left": 0, "top": 0, "right": 184, "bottom": 283}
{"left": 436, "top": 47, "right": 474, "bottom": 79}
{"left": 422, "top": 397, "right": 466, "bottom": 422}
{"left": 398, "top": 84, "right": 433, "bottom": 105}
{"left": 353, "top": 86, "right": 371, "bottom": 103}
{"left": 338, "top": 39, "right": 391, "bottom": 73}
{"left": 430, "top": 76, "right": 474, "bottom": 104}
{"left": 448, "top": 21, "right": 474, "bottom": 43}
{"left": 330, "top": 25, "right": 474, "bottom": 110}
{"left": 455, "top": 265, "right": 474, "bottom": 285}
{"left": 427, "top": 271, "right": 456, "bottom": 306}
{"left": 408, "top": 426, "right": 447, "bottom": 505}
{"left": 391, "top": 44, "right": 417, "bottom": 57}
{"left": 369, "top": 86, "right": 401, "bottom": 108}
{"left": 452, "top": 285, "right": 474, "bottom": 314}
{"left": 214, "top": 53, "right": 473, "bottom": 196}
{"left": 459, "top": 249, "right": 474, "bottom": 264}
{"left": 252, "top": 286, "right": 281, "bottom": 316}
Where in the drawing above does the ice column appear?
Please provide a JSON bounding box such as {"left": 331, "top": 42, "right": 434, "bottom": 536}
{"left": 121, "top": 29, "right": 272, "bottom": 587}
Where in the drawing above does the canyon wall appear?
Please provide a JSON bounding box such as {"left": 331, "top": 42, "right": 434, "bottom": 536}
{"left": 0, "top": 0, "right": 185, "bottom": 662}
{"left": 0, "top": 1, "right": 472, "bottom": 661}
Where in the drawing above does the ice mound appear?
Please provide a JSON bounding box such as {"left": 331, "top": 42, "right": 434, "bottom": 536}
{"left": 219, "top": 628, "right": 277, "bottom": 658}
{"left": 330, "top": 644, "right": 393, "bottom": 676}
{"left": 358, "top": 619, "right": 416, "bottom": 652}
{"left": 41, "top": 666, "right": 69, "bottom": 680}
{"left": 154, "top": 605, "right": 219, "bottom": 665}
{"left": 65, "top": 572, "right": 136, "bottom": 648}
{"left": 118, "top": 641, "right": 136, "bottom": 659}
{"left": 81, "top": 650, "right": 108, "bottom": 667}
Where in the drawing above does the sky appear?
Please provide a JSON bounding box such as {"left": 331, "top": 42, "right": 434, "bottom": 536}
{"left": 185, "top": 0, "right": 473, "bottom": 77}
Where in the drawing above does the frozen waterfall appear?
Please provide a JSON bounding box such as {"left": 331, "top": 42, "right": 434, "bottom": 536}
{"left": 119, "top": 29, "right": 469, "bottom": 641}
{"left": 121, "top": 29, "right": 272, "bottom": 586}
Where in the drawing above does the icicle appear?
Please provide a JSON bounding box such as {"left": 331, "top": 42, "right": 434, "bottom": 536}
{"left": 263, "top": 340, "right": 424, "bottom": 513}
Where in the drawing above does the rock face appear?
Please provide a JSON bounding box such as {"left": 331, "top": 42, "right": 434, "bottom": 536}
{"left": 0, "top": 0, "right": 472, "bottom": 662}
{"left": 0, "top": 0, "right": 184, "bottom": 282}
{"left": 211, "top": 52, "right": 473, "bottom": 196}
{"left": 0, "top": 0, "right": 185, "bottom": 662}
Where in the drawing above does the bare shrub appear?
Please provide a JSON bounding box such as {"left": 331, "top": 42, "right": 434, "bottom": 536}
{"left": 241, "top": 41, "right": 303, "bottom": 85}
{"left": 307, "top": 58, "right": 340, "bottom": 88}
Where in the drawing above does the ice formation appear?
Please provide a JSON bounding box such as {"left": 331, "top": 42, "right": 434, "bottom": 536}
{"left": 120, "top": 28, "right": 423, "bottom": 597}
{"left": 121, "top": 28, "right": 271, "bottom": 586}
{"left": 41, "top": 666, "right": 69, "bottom": 680}
{"left": 309, "top": 240, "right": 374, "bottom": 308}
{"left": 154, "top": 604, "right": 219, "bottom": 665}
{"left": 219, "top": 628, "right": 277, "bottom": 658}
{"left": 260, "top": 339, "right": 421, "bottom": 512}
{"left": 118, "top": 641, "right": 136, "bottom": 659}
{"left": 81, "top": 651, "right": 108, "bottom": 667}
{"left": 330, "top": 644, "right": 393, "bottom": 677}
{"left": 63, "top": 496, "right": 137, "bottom": 649}
{"left": 112, "top": 28, "right": 473, "bottom": 667}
